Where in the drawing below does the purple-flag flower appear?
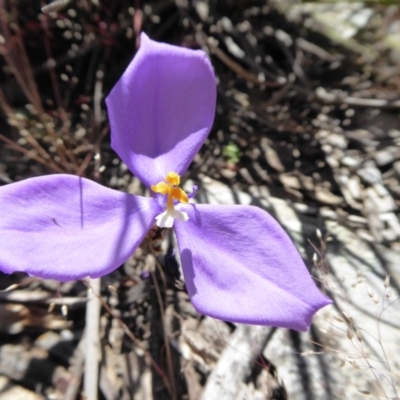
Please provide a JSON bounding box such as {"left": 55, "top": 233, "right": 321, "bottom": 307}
{"left": 0, "top": 33, "right": 330, "bottom": 331}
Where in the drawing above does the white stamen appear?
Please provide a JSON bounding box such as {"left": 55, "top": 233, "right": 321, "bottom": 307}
{"left": 155, "top": 209, "right": 189, "bottom": 228}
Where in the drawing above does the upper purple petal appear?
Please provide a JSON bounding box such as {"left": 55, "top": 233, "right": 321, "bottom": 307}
{"left": 105, "top": 33, "right": 217, "bottom": 187}
{"left": 174, "top": 204, "right": 331, "bottom": 331}
{"left": 0, "top": 175, "right": 160, "bottom": 281}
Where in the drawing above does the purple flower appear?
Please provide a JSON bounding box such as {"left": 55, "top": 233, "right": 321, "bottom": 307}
{"left": 0, "top": 33, "right": 330, "bottom": 331}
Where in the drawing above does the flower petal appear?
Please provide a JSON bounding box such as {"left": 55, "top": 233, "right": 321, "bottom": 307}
{"left": 106, "top": 33, "right": 216, "bottom": 187}
{"left": 0, "top": 175, "right": 160, "bottom": 281}
{"left": 174, "top": 204, "right": 331, "bottom": 331}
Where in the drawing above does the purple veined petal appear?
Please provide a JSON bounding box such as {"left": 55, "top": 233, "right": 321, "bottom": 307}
{"left": 174, "top": 204, "right": 331, "bottom": 331}
{"left": 106, "top": 33, "right": 217, "bottom": 187}
{"left": 0, "top": 175, "right": 160, "bottom": 281}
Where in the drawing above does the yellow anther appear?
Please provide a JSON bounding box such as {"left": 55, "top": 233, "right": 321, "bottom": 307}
{"left": 165, "top": 172, "right": 180, "bottom": 186}
{"left": 171, "top": 187, "right": 188, "bottom": 203}
{"left": 151, "top": 171, "right": 189, "bottom": 228}
{"left": 151, "top": 182, "right": 169, "bottom": 195}
{"left": 151, "top": 172, "right": 187, "bottom": 209}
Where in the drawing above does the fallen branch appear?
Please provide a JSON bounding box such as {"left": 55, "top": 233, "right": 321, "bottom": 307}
{"left": 200, "top": 325, "right": 275, "bottom": 400}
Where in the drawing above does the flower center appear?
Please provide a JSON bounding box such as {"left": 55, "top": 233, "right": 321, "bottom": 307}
{"left": 151, "top": 172, "right": 189, "bottom": 228}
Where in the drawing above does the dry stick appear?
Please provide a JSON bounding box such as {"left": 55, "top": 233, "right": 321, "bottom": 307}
{"left": 84, "top": 281, "right": 173, "bottom": 395}
{"left": 148, "top": 237, "right": 177, "bottom": 400}
{"left": 40, "top": 16, "right": 65, "bottom": 112}
{"left": 5, "top": 47, "right": 40, "bottom": 113}
{"left": 0, "top": 133, "right": 64, "bottom": 173}
{"left": 206, "top": 40, "right": 283, "bottom": 88}
{"left": 197, "top": 20, "right": 400, "bottom": 111}
{"left": 91, "top": 67, "right": 104, "bottom": 180}
{"left": 207, "top": 35, "right": 400, "bottom": 109}
{"left": 1, "top": 7, "right": 70, "bottom": 168}
{"left": 312, "top": 87, "right": 400, "bottom": 109}
{"left": 41, "top": 0, "right": 72, "bottom": 13}
{"left": 0, "top": 7, "right": 43, "bottom": 113}
{"left": 0, "top": 277, "right": 40, "bottom": 293}
{"left": 374, "top": 295, "right": 400, "bottom": 397}
{"left": 0, "top": 86, "right": 60, "bottom": 170}
{"left": 83, "top": 278, "right": 101, "bottom": 400}
{"left": 151, "top": 265, "right": 177, "bottom": 400}
{"left": 296, "top": 37, "right": 339, "bottom": 62}
{"left": 0, "top": 289, "right": 86, "bottom": 305}
{"left": 10, "top": 2, "right": 44, "bottom": 113}
{"left": 200, "top": 325, "right": 275, "bottom": 400}
{"left": 263, "top": 79, "right": 294, "bottom": 108}
{"left": 328, "top": 95, "right": 400, "bottom": 109}
{"left": 93, "top": 70, "right": 103, "bottom": 131}
{"left": 0, "top": 51, "right": 63, "bottom": 171}
{"left": 64, "top": 330, "right": 87, "bottom": 400}
{"left": 75, "top": 125, "right": 109, "bottom": 177}
{"left": 190, "top": 25, "right": 284, "bottom": 89}
{"left": 23, "top": 133, "right": 64, "bottom": 170}
{"left": 0, "top": 86, "right": 14, "bottom": 117}
{"left": 40, "top": 13, "right": 79, "bottom": 169}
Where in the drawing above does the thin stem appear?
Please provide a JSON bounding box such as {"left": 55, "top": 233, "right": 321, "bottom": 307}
{"left": 83, "top": 278, "right": 101, "bottom": 400}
